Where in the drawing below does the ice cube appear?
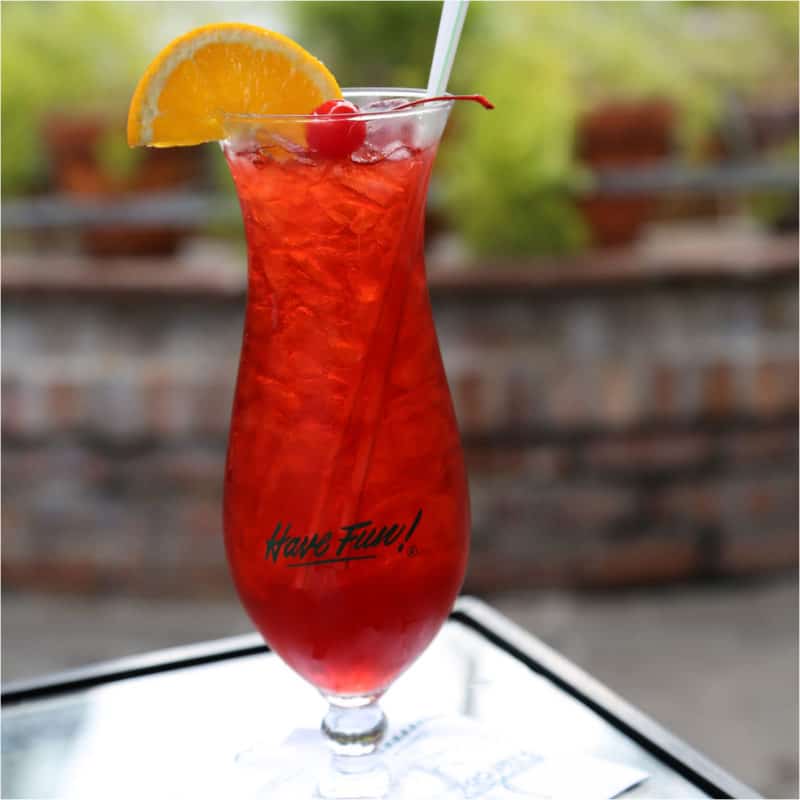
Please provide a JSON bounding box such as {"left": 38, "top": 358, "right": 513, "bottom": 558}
{"left": 385, "top": 143, "right": 415, "bottom": 161}
{"left": 350, "top": 143, "right": 386, "bottom": 165}
{"left": 356, "top": 98, "right": 419, "bottom": 159}
{"left": 359, "top": 98, "right": 408, "bottom": 114}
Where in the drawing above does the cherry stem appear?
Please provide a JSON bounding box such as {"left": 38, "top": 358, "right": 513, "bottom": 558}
{"left": 394, "top": 94, "right": 494, "bottom": 111}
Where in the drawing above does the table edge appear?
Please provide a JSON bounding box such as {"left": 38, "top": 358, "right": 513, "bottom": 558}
{"left": 1, "top": 633, "right": 268, "bottom": 702}
{"left": 452, "top": 597, "right": 761, "bottom": 800}
{"left": 1, "top": 596, "right": 760, "bottom": 799}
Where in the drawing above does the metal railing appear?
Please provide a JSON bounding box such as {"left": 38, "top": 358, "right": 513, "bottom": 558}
{"left": 2, "top": 161, "right": 796, "bottom": 231}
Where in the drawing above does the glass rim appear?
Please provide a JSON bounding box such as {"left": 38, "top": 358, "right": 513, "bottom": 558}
{"left": 222, "top": 88, "right": 453, "bottom": 125}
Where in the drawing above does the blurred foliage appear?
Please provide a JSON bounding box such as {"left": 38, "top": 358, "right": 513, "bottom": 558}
{"left": 520, "top": 2, "right": 799, "bottom": 148}
{"left": 1, "top": 2, "right": 148, "bottom": 194}
{"left": 95, "top": 132, "right": 142, "bottom": 186}
{"left": 2, "top": 2, "right": 796, "bottom": 257}
{"left": 441, "top": 34, "right": 589, "bottom": 257}
{"left": 292, "top": 1, "right": 798, "bottom": 257}
{"left": 291, "top": 2, "right": 441, "bottom": 88}
{"left": 748, "top": 136, "right": 799, "bottom": 232}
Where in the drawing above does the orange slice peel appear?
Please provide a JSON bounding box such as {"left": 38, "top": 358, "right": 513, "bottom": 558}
{"left": 127, "top": 22, "right": 341, "bottom": 148}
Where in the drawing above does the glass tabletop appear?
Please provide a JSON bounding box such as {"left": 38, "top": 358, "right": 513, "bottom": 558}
{"left": 1, "top": 602, "right": 752, "bottom": 799}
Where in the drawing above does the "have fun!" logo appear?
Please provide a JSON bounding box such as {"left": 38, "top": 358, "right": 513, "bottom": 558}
{"left": 264, "top": 509, "right": 423, "bottom": 567}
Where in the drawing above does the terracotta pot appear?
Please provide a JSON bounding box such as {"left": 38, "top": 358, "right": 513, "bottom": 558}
{"left": 576, "top": 100, "right": 675, "bottom": 247}
{"left": 42, "top": 115, "right": 111, "bottom": 195}
{"left": 42, "top": 114, "right": 206, "bottom": 257}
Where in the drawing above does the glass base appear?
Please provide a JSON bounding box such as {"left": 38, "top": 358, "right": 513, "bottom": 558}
{"left": 316, "top": 754, "right": 391, "bottom": 799}
{"left": 230, "top": 724, "right": 466, "bottom": 799}
{"left": 233, "top": 729, "right": 391, "bottom": 799}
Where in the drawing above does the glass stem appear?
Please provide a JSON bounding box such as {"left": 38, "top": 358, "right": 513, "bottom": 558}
{"left": 317, "top": 694, "right": 391, "bottom": 798}
{"left": 321, "top": 693, "right": 387, "bottom": 756}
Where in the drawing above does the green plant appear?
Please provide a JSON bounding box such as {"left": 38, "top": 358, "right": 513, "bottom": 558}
{"left": 290, "top": 2, "right": 441, "bottom": 89}
{"left": 441, "top": 37, "right": 589, "bottom": 257}
{"left": 441, "top": 2, "right": 798, "bottom": 257}
{"left": 748, "top": 136, "right": 799, "bottom": 231}
{"left": 1, "top": 2, "right": 148, "bottom": 195}
{"left": 95, "top": 130, "right": 142, "bottom": 186}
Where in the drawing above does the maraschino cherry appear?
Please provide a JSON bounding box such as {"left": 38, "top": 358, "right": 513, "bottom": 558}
{"left": 307, "top": 94, "right": 494, "bottom": 159}
{"left": 306, "top": 99, "right": 367, "bottom": 159}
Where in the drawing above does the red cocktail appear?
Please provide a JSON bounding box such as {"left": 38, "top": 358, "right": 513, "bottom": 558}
{"left": 222, "top": 93, "right": 469, "bottom": 719}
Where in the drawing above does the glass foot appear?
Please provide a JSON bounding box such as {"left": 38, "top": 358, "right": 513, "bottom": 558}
{"left": 315, "top": 753, "right": 391, "bottom": 799}
{"left": 232, "top": 729, "right": 391, "bottom": 799}
{"left": 230, "top": 716, "right": 476, "bottom": 799}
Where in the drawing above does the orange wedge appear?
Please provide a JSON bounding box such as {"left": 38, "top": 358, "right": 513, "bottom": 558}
{"left": 127, "top": 23, "right": 341, "bottom": 147}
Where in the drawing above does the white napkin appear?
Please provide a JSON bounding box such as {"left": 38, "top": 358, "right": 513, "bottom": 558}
{"left": 232, "top": 714, "right": 648, "bottom": 799}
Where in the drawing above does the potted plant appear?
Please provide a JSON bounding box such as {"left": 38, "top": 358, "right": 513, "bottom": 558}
{"left": 575, "top": 100, "right": 676, "bottom": 246}
{"left": 41, "top": 113, "right": 207, "bottom": 257}
{"left": 2, "top": 3, "right": 206, "bottom": 257}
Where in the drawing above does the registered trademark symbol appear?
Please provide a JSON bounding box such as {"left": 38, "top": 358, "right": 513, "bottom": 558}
{"left": 408, "top": 545, "right": 418, "bottom": 557}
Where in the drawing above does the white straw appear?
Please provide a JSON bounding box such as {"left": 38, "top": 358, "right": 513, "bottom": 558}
{"left": 426, "top": 0, "right": 470, "bottom": 96}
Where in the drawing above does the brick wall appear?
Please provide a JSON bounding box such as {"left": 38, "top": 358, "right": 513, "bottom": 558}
{"left": 2, "top": 234, "right": 797, "bottom": 596}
